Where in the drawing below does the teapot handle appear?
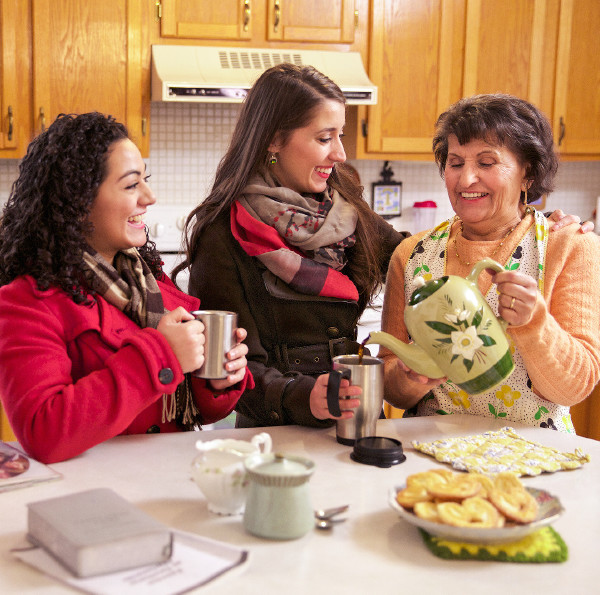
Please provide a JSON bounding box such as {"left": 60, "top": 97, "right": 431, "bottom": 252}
{"left": 467, "top": 258, "right": 509, "bottom": 330}
{"left": 251, "top": 432, "right": 272, "bottom": 454}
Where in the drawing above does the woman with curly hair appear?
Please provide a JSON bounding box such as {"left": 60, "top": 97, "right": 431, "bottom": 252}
{"left": 0, "top": 112, "right": 252, "bottom": 463}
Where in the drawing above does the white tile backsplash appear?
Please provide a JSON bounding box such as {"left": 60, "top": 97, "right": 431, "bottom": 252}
{"left": 2, "top": 102, "right": 600, "bottom": 235}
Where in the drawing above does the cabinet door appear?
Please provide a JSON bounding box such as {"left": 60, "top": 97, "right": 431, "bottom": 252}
{"left": 0, "top": 0, "right": 31, "bottom": 157}
{"left": 159, "top": 0, "right": 252, "bottom": 40}
{"left": 365, "top": 0, "right": 465, "bottom": 156}
{"left": 463, "top": 0, "right": 559, "bottom": 121}
{"left": 32, "top": 0, "right": 147, "bottom": 154}
{"left": 0, "top": 405, "right": 15, "bottom": 442}
{"left": 266, "top": 0, "right": 356, "bottom": 43}
{"left": 553, "top": 0, "right": 600, "bottom": 156}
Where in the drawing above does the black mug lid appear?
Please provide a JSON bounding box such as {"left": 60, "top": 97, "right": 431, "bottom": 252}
{"left": 350, "top": 436, "right": 406, "bottom": 468}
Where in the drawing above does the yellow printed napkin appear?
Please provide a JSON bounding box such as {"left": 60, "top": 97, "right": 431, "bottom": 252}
{"left": 412, "top": 427, "right": 590, "bottom": 476}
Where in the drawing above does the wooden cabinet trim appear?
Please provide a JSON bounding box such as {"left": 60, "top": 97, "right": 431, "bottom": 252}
{"left": 0, "top": 1, "right": 19, "bottom": 149}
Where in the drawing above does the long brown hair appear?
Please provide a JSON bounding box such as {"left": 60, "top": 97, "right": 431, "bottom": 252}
{"left": 174, "top": 64, "right": 384, "bottom": 309}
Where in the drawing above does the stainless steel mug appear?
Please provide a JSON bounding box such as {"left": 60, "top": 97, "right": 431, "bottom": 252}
{"left": 326, "top": 354, "right": 384, "bottom": 446}
{"left": 191, "top": 310, "right": 237, "bottom": 379}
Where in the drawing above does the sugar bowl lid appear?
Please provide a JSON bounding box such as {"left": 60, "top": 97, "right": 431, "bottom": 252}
{"left": 245, "top": 452, "right": 315, "bottom": 487}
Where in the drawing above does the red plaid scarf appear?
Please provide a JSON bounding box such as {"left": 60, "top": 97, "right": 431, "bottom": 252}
{"left": 231, "top": 175, "right": 359, "bottom": 301}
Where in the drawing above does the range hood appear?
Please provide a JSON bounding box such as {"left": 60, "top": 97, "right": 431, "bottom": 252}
{"left": 151, "top": 45, "right": 377, "bottom": 105}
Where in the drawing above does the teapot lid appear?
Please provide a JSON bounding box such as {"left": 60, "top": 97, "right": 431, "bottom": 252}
{"left": 245, "top": 453, "right": 314, "bottom": 487}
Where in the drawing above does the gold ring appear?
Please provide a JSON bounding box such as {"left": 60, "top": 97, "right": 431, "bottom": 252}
{"left": 510, "top": 296, "right": 516, "bottom": 309}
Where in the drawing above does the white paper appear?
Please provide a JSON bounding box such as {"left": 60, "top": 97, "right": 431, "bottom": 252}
{"left": 12, "top": 530, "right": 249, "bottom": 595}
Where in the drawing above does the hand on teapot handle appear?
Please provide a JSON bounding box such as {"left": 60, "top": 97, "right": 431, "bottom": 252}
{"left": 491, "top": 269, "right": 538, "bottom": 327}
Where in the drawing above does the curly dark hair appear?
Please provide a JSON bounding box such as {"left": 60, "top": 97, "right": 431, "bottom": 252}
{"left": 174, "top": 63, "right": 386, "bottom": 310}
{"left": 0, "top": 112, "right": 162, "bottom": 303}
{"left": 432, "top": 94, "right": 559, "bottom": 203}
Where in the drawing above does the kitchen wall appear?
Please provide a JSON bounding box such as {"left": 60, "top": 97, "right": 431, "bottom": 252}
{"left": 2, "top": 102, "right": 600, "bottom": 234}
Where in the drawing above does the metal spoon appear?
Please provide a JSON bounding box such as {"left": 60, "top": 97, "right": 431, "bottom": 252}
{"left": 315, "top": 517, "right": 347, "bottom": 530}
{"left": 314, "top": 504, "right": 349, "bottom": 520}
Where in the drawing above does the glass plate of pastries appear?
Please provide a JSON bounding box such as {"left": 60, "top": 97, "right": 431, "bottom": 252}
{"left": 389, "top": 468, "right": 564, "bottom": 544}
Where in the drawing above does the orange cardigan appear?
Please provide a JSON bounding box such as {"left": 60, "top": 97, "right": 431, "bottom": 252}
{"left": 380, "top": 214, "right": 600, "bottom": 409}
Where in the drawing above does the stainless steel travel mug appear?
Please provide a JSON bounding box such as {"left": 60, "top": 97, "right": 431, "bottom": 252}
{"left": 191, "top": 310, "right": 237, "bottom": 379}
{"left": 327, "top": 355, "right": 384, "bottom": 446}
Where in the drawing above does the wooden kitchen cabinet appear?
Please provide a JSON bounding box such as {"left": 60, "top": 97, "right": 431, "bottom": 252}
{"left": 570, "top": 383, "right": 600, "bottom": 441}
{"left": 266, "top": 0, "right": 356, "bottom": 43}
{"left": 358, "top": 0, "right": 600, "bottom": 161}
{"left": 31, "top": 0, "right": 149, "bottom": 155}
{"left": 0, "top": 405, "right": 15, "bottom": 442}
{"left": 158, "top": 0, "right": 253, "bottom": 40}
{"left": 0, "top": 0, "right": 32, "bottom": 158}
{"left": 462, "top": 0, "right": 560, "bottom": 121}
{"left": 157, "top": 0, "right": 358, "bottom": 46}
{"left": 355, "top": 0, "right": 466, "bottom": 159}
{"left": 553, "top": 0, "right": 600, "bottom": 158}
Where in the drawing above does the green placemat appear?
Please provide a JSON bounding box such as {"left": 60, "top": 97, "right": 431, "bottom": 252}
{"left": 419, "top": 526, "right": 568, "bottom": 563}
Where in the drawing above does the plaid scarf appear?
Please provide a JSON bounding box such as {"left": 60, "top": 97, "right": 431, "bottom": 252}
{"left": 231, "top": 171, "right": 359, "bottom": 301}
{"left": 82, "top": 247, "right": 201, "bottom": 429}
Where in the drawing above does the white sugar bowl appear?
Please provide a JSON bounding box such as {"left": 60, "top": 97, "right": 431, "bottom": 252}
{"left": 191, "top": 432, "right": 272, "bottom": 515}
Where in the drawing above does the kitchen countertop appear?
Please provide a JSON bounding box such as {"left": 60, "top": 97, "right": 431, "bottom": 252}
{"left": 1, "top": 415, "right": 599, "bottom": 594}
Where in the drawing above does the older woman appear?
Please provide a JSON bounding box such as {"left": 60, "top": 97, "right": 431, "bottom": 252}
{"left": 0, "top": 113, "right": 252, "bottom": 463}
{"left": 380, "top": 94, "right": 600, "bottom": 432}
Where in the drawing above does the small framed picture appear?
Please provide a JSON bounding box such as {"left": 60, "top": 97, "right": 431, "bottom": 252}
{"left": 371, "top": 182, "right": 403, "bottom": 219}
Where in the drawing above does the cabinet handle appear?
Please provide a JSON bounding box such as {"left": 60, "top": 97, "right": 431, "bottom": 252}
{"left": 361, "top": 119, "right": 368, "bottom": 137}
{"left": 355, "top": 9, "right": 359, "bottom": 28}
{"left": 142, "top": 117, "right": 147, "bottom": 136}
{"left": 7, "top": 105, "right": 13, "bottom": 141}
{"left": 243, "top": 0, "right": 251, "bottom": 32}
{"left": 273, "top": 0, "right": 280, "bottom": 33}
{"left": 39, "top": 107, "right": 46, "bottom": 133}
{"left": 558, "top": 116, "right": 565, "bottom": 146}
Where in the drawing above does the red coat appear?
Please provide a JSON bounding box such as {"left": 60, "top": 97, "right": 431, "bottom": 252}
{"left": 0, "top": 275, "right": 253, "bottom": 463}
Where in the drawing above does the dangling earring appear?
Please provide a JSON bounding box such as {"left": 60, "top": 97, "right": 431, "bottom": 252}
{"left": 269, "top": 153, "right": 277, "bottom": 165}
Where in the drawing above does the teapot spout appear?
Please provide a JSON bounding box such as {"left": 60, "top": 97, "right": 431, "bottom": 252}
{"left": 366, "top": 331, "right": 445, "bottom": 379}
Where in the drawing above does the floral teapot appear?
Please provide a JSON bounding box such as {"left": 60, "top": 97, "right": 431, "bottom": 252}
{"left": 367, "top": 258, "right": 514, "bottom": 395}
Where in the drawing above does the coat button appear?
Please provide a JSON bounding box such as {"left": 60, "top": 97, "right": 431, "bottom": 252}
{"left": 269, "top": 411, "right": 280, "bottom": 422}
{"left": 158, "top": 368, "right": 174, "bottom": 384}
{"left": 326, "top": 326, "right": 340, "bottom": 338}
{"left": 146, "top": 425, "right": 161, "bottom": 434}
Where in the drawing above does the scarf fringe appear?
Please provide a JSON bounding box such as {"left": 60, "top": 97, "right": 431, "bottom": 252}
{"left": 162, "top": 375, "right": 202, "bottom": 430}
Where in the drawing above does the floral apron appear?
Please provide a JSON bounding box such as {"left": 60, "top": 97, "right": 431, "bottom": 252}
{"left": 404, "top": 210, "right": 574, "bottom": 433}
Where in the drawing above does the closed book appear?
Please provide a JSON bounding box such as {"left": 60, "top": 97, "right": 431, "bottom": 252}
{"left": 27, "top": 488, "right": 173, "bottom": 578}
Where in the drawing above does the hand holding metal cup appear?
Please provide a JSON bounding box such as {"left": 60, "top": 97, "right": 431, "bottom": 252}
{"left": 326, "top": 354, "right": 385, "bottom": 446}
{"left": 190, "top": 310, "right": 238, "bottom": 379}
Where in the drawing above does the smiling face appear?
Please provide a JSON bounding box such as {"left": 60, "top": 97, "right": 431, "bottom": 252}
{"left": 444, "top": 135, "right": 529, "bottom": 239}
{"left": 86, "top": 138, "right": 155, "bottom": 263}
{"left": 268, "top": 98, "right": 346, "bottom": 195}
